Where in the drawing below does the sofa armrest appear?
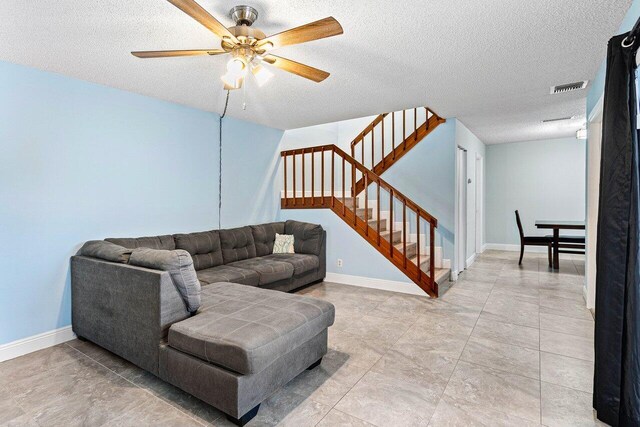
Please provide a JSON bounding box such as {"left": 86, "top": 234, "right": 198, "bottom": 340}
{"left": 70, "top": 255, "right": 190, "bottom": 375}
{"left": 317, "top": 230, "right": 326, "bottom": 279}
{"left": 284, "top": 220, "right": 324, "bottom": 256}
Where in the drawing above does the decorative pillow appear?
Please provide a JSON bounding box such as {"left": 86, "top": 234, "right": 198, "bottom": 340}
{"left": 129, "top": 248, "right": 201, "bottom": 313}
{"left": 272, "top": 233, "right": 295, "bottom": 254}
{"left": 78, "top": 240, "right": 133, "bottom": 263}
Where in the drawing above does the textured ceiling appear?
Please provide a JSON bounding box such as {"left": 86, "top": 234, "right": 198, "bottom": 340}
{"left": 0, "top": 0, "right": 632, "bottom": 144}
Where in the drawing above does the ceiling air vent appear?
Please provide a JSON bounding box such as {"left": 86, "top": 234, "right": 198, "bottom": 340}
{"left": 542, "top": 116, "right": 575, "bottom": 123}
{"left": 550, "top": 81, "right": 588, "bottom": 94}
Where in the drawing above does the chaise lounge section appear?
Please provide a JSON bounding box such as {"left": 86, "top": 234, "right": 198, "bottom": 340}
{"left": 70, "top": 220, "right": 332, "bottom": 425}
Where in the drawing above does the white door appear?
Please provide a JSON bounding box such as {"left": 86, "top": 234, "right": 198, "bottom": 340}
{"left": 457, "top": 147, "right": 467, "bottom": 274}
{"left": 475, "top": 155, "right": 484, "bottom": 254}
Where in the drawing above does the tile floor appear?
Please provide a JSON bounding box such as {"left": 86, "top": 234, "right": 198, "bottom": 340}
{"left": 0, "top": 250, "right": 602, "bottom": 426}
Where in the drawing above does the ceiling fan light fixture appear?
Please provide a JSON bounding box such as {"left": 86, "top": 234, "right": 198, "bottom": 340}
{"left": 252, "top": 64, "right": 273, "bottom": 86}
{"left": 226, "top": 57, "right": 247, "bottom": 75}
{"left": 131, "top": 1, "right": 343, "bottom": 90}
{"left": 221, "top": 70, "right": 243, "bottom": 90}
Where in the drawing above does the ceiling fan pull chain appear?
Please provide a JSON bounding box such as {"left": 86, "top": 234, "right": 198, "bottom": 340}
{"left": 242, "top": 80, "right": 247, "bottom": 110}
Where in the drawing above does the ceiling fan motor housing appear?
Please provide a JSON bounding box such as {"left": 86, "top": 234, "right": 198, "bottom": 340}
{"left": 230, "top": 5, "right": 258, "bottom": 26}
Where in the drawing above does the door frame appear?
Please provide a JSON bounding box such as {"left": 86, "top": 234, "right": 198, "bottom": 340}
{"left": 475, "top": 154, "right": 484, "bottom": 255}
{"left": 585, "top": 95, "right": 604, "bottom": 309}
{"left": 455, "top": 146, "right": 468, "bottom": 277}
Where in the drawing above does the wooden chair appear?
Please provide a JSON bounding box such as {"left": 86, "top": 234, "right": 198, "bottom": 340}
{"left": 515, "top": 210, "right": 553, "bottom": 266}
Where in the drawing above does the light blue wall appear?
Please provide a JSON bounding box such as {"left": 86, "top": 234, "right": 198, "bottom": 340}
{"left": 382, "top": 120, "right": 457, "bottom": 260}
{"left": 280, "top": 209, "right": 412, "bottom": 283}
{"left": 587, "top": 0, "right": 640, "bottom": 116}
{"left": 485, "top": 137, "right": 586, "bottom": 245}
{"left": 0, "top": 61, "right": 283, "bottom": 345}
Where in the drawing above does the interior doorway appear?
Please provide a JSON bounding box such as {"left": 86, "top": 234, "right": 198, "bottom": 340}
{"left": 475, "top": 154, "right": 484, "bottom": 255}
{"left": 456, "top": 146, "right": 467, "bottom": 275}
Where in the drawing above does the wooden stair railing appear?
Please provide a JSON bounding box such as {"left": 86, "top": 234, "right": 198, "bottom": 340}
{"left": 350, "top": 107, "right": 445, "bottom": 196}
{"left": 281, "top": 144, "right": 439, "bottom": 297}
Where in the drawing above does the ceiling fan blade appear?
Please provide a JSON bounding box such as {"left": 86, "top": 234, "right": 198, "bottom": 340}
{"left": 131, "top": 49, "right": 227, "bottom": 58}
{"left": 167, "top": 0, "right": 239, "bottom": 44}
{"left": 263, "top": 55, "right": 330, "bottom": 82}
{"left": 256, "top": 17, "right": 343, "bottom": 50}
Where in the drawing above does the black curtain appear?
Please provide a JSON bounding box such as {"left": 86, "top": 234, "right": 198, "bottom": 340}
{"left": 594, "top": 32, "right": 640, "bottom": 427}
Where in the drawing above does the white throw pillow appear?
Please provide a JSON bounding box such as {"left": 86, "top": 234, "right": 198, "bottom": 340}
{"left": 273, "top": 233, "right": 295, "bottom": 254}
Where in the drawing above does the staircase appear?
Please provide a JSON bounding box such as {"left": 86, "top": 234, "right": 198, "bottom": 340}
{"left": 351, "top": 107, "right": 445, "bottom": 195}
{"left": 280, "top": 142, "right": 449, "bottom": 297}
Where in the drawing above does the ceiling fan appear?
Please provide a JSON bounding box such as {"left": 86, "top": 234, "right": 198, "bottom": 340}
{"left": 132, "top": 0, "right": 343, "bottom": 90}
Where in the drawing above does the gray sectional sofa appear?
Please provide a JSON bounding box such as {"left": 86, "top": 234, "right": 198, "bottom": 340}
{"left": 70, "top": 220, "right": 333, "bottom": 425}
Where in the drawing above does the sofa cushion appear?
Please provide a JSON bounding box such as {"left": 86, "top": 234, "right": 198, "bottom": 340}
{"left": 197, "top": 265, "right": 259, "bottom": 287}
{"left": 105, "top": 235, "right": 175, "bottom": 250}
{"left": 174, "top": 231, "right": 223, "bottom": 271}
{"left": 228, "top": 258, "right": 294, "bottom": 285}
{"left": 129, "top": 248, "right": 201, "bottom": 313}
{"left": 251, "top": 222, "right": 285, "bottom": 256}
{"left": 284, "top": 220, "right": 323, "bottom": 255}
{"left": 272, "top": 234, "right": 295, "bottom": 254}
{"left": 261, "top": 253, "right": 320, "bottom": 275}
{"left": 219, "top": 226, "right": 257, "bottom": 263}
{"left": 78, "top": 240, "right": 133, "bottom": 263}
{"left": 168, "top": 282, "right": 335, "bottom": 375}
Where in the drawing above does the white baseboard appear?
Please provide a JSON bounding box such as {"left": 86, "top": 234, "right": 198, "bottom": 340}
{"left": 324, "top": 272, "right": 430, "bottom": 297}
{"left": 466, "top": 253, "right": 477, "bottom": 268}
{"left": 0, "top": 326, "right": 76, "bottom": 363}
{"left": 484, "top": 243, "right": 548, "bottom": 253}
{"left": 482, "top": 243, "right": 488, "bottom": 252}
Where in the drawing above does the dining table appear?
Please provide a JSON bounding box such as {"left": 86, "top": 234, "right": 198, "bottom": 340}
{"left": 535, "top": 220, "right": 585, "bottom": 269}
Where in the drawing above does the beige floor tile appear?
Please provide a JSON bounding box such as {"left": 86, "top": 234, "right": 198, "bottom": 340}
{"left": 539, "top": 312, "right": 594, "bottom": 338}
{"left": 440, "top": 287, "right": 489, "bottom": 310}
{"left": 371, "top": 346, "right": 455, "bottom": 387}
{"left": 428, "top": 395, "right": 541, "bottom": 427}
{"left": 326, "top": 329, "right": 386, "bottom": 370}
{"left": 481, "top": 295, "right": 539, "bottom": 328}
{"left": 250, "top": 388, "right": 332, "bottom": 427}
{"left": 540, "top": 329, "right": 594, "bottom": 361}
{"left": 0, "top": 396, "right": 27, "bottom": 425}
{"left": 368, "top": 293, "right": 433, "bottom": 321}
{"left": 343, "top": 314, "right": 414, "bottom": 347}
{"left": 283, "top": 357, "right": 368, "bottom": 406}
{"left": 413, "top": 309, "right": 478, "bottom": 336}
{"left": 541, "top": 352, "right": 594, "bottom": 393}
{"left": 457, "top": 269, "right": 500, "bottom": 283}
{"left": 471, "top": 316, "right": 540, "bottom": 350}
{"left": 450, "top": 279, "right": 495, "bottom": 293}
{"left": 467, "top": 259, "right": 507, "bottom": 272}
{"left": 460, "top": 336, "right": 540, "bottom": 379}
{"left": 21, "top": 372, "right": 154, "bottom": 427}
{"left": 539, "top": 294, "right": 594, "bottom": 321}
{"left": 102, "top": 396, "right": 205, "bottom": 426}
{"left": 0, "top": 344, "right": 82, "bottom": 384}
{"left": 541, "top": 382, "right": 605, "bottom": 427}
{"left": 2, "top": 413, "right": 39, "bottom": 427}
{"left": 335, "top": 371, "right": 437, "bottom": 427}
{"left": 443, "top": 361, "right": 541, "bottom": 423}
{"left": 316, "top": 409, "right": 376, "bottom": 427}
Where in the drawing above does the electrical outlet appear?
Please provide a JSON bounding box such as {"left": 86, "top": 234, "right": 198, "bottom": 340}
{"left": 337, "top": 259, "right": 343, "bottom": 267}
